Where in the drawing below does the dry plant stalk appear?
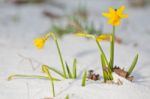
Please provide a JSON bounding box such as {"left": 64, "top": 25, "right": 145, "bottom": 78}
{"left": 113, "top": 66, "right": 134, "bottom": 81}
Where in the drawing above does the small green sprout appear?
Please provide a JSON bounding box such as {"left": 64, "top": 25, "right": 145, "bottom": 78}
{"left": 81, "top": 70, "right": 87, "bottom": 87}
{"left": 65, "top": 59, "right": 78, "bottom": 79}
{"left": 66, "top": 63, "right": 73, "bottom": 79}
{"left": 72, "top": 59, "right": 77, "bottom": 79}
{"left": 127, "top": 54, "right": 139, "bottom": 76}
{"left": 65, "top": 94, "right": 70, "bottom": 99}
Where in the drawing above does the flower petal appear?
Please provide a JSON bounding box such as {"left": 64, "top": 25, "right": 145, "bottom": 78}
{"left": 120, "top": 14, "right": 128, "bottom": 18}
{"left": 117, "top": 5, "right": 125, "bottom": 14}
{"left": 96, "top": 34, "right": 111, "bottom": 42}
{"left": 102, "top": 13, "right": 111, "bottom": 18}
{"left": 109, "top": 7, "right": 115, "bottom": 13}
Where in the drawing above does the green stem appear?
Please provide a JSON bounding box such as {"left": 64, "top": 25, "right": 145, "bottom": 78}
{"left": 55, "top": 39, "right": 67, "bottom": 78}
{"left": 96, "top": 40, "right": 109, "bottom": 66}
{"left": 109, "top": 26, "right": 115, "bottom": 70}
{"left": 42, "top": 65, "right": 55, "bottom": 97}
{"left": 47, "top": 69, "right": 55, "bottom": 97}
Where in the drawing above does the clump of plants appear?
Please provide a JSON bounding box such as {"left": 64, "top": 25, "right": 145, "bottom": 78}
{"left": 76, "top": 5, "right": 138, "bottom": 83}
{"left": 48, "top": 4, "right": 103, "bottom": 38}
{"left": 8, "top": 32, "right": 79, "bottom": 97}
{"left": 50, "top": 17, "right": 103, "bottom": 38}
{"left": 7, "top": 5, "right": 139, "bottom": 98}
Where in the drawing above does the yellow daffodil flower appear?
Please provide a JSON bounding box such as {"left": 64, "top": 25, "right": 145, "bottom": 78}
{"left": 33, "top": 33, "right": 51, "bottom": 49}
{"left": 102, "top": 5, "right": 128, "bottom": 26}
{"left": 96, "top": 34, "right": 111, "bottom": 42}
{"left": 33, "top": 37, "right": 47, "bottom": 49}
{"left": 75, "top": 32, "right": 111, "bottom": 42}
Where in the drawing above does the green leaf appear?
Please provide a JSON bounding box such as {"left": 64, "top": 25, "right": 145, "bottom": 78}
{"left": 72, "top": 59, "right": 77, "bottom": 79}
{"left": 96, "top": 40, "right": 109, "bottom": 66}
{"left": 101, "top": 54, "right": 107, "bottom": 82}
{"left": 65, "top": 95, "right": 69, "bottom": 99}
{"left": 101, "top": 54, "right": 113, "bottom": 82}
{"left": 44, "top": 65, "right": 65, "bottom": 79}
{"left": 66, "top": 63, "right": 73, "bottom": 79}
{"left": 81, "top": 70, "right": 87, "bottom": 87}
{"left": 7, "top": 74, "right": 60, "bottom": 81}
{"left": 127, "top": 54, "right": 139, "bottom": 76}
{"left": 42, "top": 65, "right": 55, "bottom": 97}
{"left": 106, "top": 70, "right": 113, "bottom": 80}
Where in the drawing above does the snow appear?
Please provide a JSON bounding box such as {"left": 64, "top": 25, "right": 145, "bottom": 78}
{"left": 0, "top": 0, "right": 150, "bottom": 99}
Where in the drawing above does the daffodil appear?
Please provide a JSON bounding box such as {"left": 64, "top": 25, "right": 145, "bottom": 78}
{"left": 96, "top": 34, "right": 111, "bottom": 42}
{"left": 76, "top": 32, "right": 111, "bottom": 42}
{"left": 33, "top": 37, "right": 46, "bottom": 49}
{"left": 33, "top": 32, "right": 68, "bottom": 78}
{"left": 33, "top": 33, "right": 50, "bottom": 49}
{"left": 102, "top": 5, "right": 128, "bottom": 26}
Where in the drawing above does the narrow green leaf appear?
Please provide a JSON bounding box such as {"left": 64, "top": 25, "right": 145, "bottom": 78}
{"left": 96, "top": 40, "right": 109, "bottom": 66}
{"left": 101, "top": 54, "right": 113, "bottom": 82}
{"left": 81, "top": 70, "right": 87, "bottom": 87}
{"left": 42, "top": 65, "right": 55, "bottom": 97}
{"left": 103, "top": 72, "right": 107, "bottom": 82}
{"left": 45, "top": 65, "right": 65, "bottom": 79}
{"left": 127, "top": 54, "right": 139, "bottom": 76}
{"left": 7, "top": 74, "right": 60, "bottom": 81}
{"left": 65, "top": 95, "right": 69, "bottom": 99}
{"left": 106, "top": 70, "right": 113, "bottom": 80}
{"left": 66, "top": 63, "right": 73, "bottom": 79}
{"left": 107, "top": 66, "right": 113, "bottom": 80}
{"left": 101, "top": 54, "right": 107, "bottom": 82}
{"left": 72, "top": 59, "right": 77, "bottom": 79}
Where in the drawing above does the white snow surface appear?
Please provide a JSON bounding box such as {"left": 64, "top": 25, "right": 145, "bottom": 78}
{"left": 0, "top": 0, "right": 150, "bottom": 99}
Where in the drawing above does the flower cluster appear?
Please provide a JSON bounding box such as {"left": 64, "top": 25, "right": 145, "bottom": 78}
{"left": 8, "top": 5, "right": 139, "bottom": 98}
{"left": 76, "top": 5, "right": 138, "bottom": 83}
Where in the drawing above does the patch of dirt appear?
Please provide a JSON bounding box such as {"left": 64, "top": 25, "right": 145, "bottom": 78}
{"left": 87, "top": 70, "right": 100, "bottom": 81}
